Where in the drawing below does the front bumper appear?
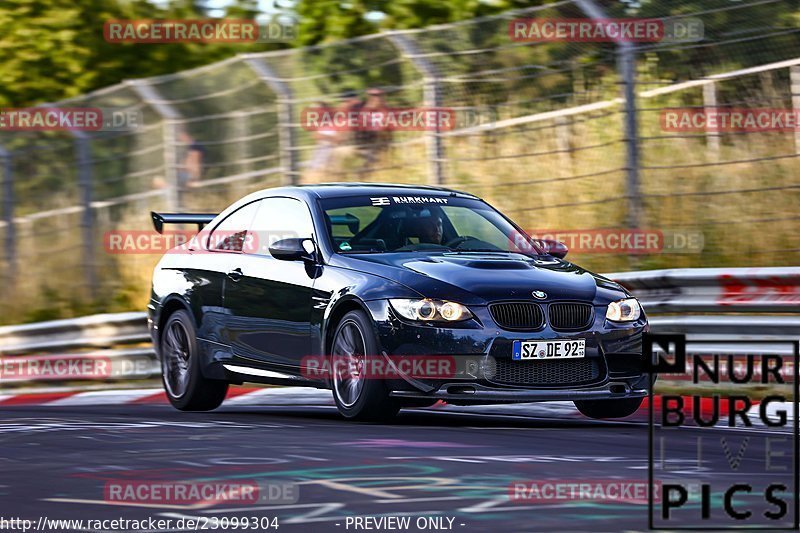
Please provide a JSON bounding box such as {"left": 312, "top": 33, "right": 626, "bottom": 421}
{"left": 390, "top": 379, "right": 649, "bottom": 404}
{"left": 364, "top": 299, "right": 650, "bottom": 404}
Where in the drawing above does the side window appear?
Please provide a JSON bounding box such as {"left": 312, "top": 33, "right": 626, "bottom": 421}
{"left": 249, "top": 197, "right": 314, "bottom": 256}
{"left": 208, "top": 201, "right": 260, "bottom": 252}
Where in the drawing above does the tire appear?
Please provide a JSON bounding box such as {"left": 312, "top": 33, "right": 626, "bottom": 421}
{"left": 574, "top": 397, "right": 644, "bottom": 419}
{"left": 160, "top": 309, "right": 228, "bottom": 411}
{"left": 329, "top": 310, "right": 400, "bottom": 421}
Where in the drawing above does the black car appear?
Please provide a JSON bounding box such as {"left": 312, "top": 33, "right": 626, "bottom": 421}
{"left": 148, "top": 183, "right": 649, "bottom": 420}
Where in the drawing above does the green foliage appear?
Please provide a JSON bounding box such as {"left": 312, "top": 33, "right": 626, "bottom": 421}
{"left": 0, "top": 0, "right": 288, "bottom": 107}
{"left": 5, "top": 0, "right": 798, "bottom": 107}
{"left": 295, "top": 0, "right": 552, "bottom": 45}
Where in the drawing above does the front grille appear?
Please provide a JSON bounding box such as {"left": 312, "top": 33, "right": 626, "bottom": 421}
{"left": 548, "top": 302, "right": 594, "bottom": 331}
{"left": 489, "top": 302, "right": 544, "bottom": 331}
{"left": 485, "top": 357, "right": 601, "bottom": 386}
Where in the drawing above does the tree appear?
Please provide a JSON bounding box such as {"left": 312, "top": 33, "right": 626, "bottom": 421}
{"left": 294, "top": 0, "right": 546, "bottom": 46}
{"left": 0, "top": 0, "right": 288, "bottom": 107}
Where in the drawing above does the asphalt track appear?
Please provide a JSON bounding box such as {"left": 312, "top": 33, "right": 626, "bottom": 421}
{"left": 0, "top": 398, "right": 794, "bottom": 533}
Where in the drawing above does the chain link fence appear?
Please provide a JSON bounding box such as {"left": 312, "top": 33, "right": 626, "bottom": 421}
{"left": 1, "top": 0, "right": 799, "bottom": 323}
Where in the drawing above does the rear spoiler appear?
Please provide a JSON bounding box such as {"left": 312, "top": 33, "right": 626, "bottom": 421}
{"left": 151, "top": 212, "right": 217, "bottom": 234}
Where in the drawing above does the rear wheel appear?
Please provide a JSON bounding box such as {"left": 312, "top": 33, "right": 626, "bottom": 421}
{"left": 574, "top": 397, "right": 644, "bottom": 419}
{"left": 330, "top": 310, "right": 400, "bottom": 421}
{"left": 161, "top": 309, "right": 228, "bottom": 411}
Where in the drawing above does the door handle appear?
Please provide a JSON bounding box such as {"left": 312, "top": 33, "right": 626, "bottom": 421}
{"left": 227, "top": 268, "right": 243, "bottom": 282}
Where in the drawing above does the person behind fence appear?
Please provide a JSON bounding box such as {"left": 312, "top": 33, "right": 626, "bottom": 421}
{"left": 315, "top": 88, "right": 363, "bottom": 173}
{"left": 357, "top": 87, "right": 391, "bottom": 176}
{"left": 151, "top": 129, "right": 205, "bottom": 192}
{"left": 176, "top": 129, "right": 205, "bottom": 189}
{"left": 306, "top": 101, "right": 338, "bottom": 173}
{"left": 338, "top": 88, "right": 363, "bottom": 144}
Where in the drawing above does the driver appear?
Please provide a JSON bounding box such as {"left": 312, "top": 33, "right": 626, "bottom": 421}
{"left": 416, "top": 215, "right": 444, "bottom": 245}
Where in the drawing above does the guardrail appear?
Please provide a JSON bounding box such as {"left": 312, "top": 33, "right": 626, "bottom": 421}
{"left": 609, "top": 267, "right": 800, "bottom": 313}
{"left": 0, "top": 312, "right": 149, "bottom": 356}
{"left": 0, "top": 267, "right": 797, "bottom": 386}
{"left": 0, "top": 312, "right": 154, "bottom": 384}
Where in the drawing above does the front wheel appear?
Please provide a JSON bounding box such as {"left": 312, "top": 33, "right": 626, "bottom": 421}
{"left": 161, "top": 309, "right": 228, "bottom": 411}
{"left": 574, "top": 397, "right": 643, "bottom": 419}
{"left": 329, "top": 310, "right": 400, "bottom": 421}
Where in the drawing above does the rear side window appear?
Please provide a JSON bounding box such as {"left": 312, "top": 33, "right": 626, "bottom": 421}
{"left": 208, "top": 201, "right": 260, "bottom": 252}
{"left": 248, "top": 197, "right": 314, "bottom": 256}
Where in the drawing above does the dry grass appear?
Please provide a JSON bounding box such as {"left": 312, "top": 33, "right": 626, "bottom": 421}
{"left": 5, "top": 101, "right": 799, "bottom": 324}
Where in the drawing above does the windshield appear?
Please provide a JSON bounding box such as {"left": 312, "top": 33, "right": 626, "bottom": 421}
{"left": 320, "top": 194, "right": 542, "bottom": 255}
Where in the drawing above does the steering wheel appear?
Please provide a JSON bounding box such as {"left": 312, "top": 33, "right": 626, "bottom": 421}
{"left": 444, "top": 236, "right": 482, "bottom": 249}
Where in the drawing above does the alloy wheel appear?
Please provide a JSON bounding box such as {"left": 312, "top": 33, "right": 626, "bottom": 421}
{"left": 162, "top": 319, "right": 191, "bottom": 399}
{"left": 332, "top": 320, "right": 367, "bottom": 408}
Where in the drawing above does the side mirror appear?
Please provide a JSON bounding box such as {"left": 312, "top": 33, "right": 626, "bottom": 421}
{"left": 535, "top": 239, "right": 569, "bottom": 259}
{"left": 269, "top": 238, "right": 316, "bottom": 262}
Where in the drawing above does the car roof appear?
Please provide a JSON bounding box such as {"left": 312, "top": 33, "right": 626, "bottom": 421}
{"left": 255, "top": 182, "right": 480, "bottom": 200}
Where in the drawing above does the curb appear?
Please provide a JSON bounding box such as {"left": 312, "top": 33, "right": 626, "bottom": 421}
{"left": 0, "top": 388, "right": 791, "bottom": 430}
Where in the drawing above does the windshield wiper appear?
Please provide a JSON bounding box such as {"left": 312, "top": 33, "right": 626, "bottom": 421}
{"left": 339, "top": 250, "right": 385, "bottom": 254}
{"left": 394, "top": 248, "right": 450, "bottom": 253}
{"left": 446, "top": 248, "right": 506, "bottom": 253}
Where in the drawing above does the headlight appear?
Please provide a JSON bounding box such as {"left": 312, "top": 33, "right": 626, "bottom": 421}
{"left": 606, "top": 298, "right": 642, "bottom": 322}
{"left": 389, "top": 299, "right": 472, "bottom": 322}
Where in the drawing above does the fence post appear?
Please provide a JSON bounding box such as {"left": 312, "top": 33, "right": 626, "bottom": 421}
{"left": 791, "top": 65, "right": 800, "bottom": 155}
{"left": 128, "top": 80, "right": 182, "bottom": 209}
{"left": 232, "top": 110, "right": 249, "bottom": 174}
{"left": 575, "top": 0, "right": 641, "bottom": 231}
{"left": 0, "top": 146, "right": 15, "bottom": 287}
{"left": 40, "top": 103, "right": 98, "bottom": 299}
{"left": 618, "top": 42, "right": 642, "bottom": 231}
{"left": 703, "top": 82, "right": 720, "bottom": 161}
{"left": 554, "top": 116, "right": 574, "bottom": 176}
{"left": 243, "top": 56, "right": 299, "bottom": 185}
{"left": 387, "top": 32, "right": 446, "bottom": 186}
{"left": 74, "top": 133, "right": 98, "bottom": 300}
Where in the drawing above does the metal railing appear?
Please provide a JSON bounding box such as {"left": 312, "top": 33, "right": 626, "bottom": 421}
{"left": 0, "top": 312, "right": 149, "bottom": 355}
{"left": 611, "top": 266, "right": 800, "bottom": 313}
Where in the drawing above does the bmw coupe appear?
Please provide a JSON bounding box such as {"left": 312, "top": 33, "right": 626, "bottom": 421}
{"left": 148, "top": 183, "right": 649, "bottom": 420}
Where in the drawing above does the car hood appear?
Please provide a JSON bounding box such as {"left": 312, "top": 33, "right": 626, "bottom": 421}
{"left": 333, "top": 252, "right": 626, "bottom": 305}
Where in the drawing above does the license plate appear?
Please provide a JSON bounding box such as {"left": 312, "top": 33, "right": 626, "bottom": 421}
{"left": 512, "top": 339, "right": 585, "bottom": 360}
